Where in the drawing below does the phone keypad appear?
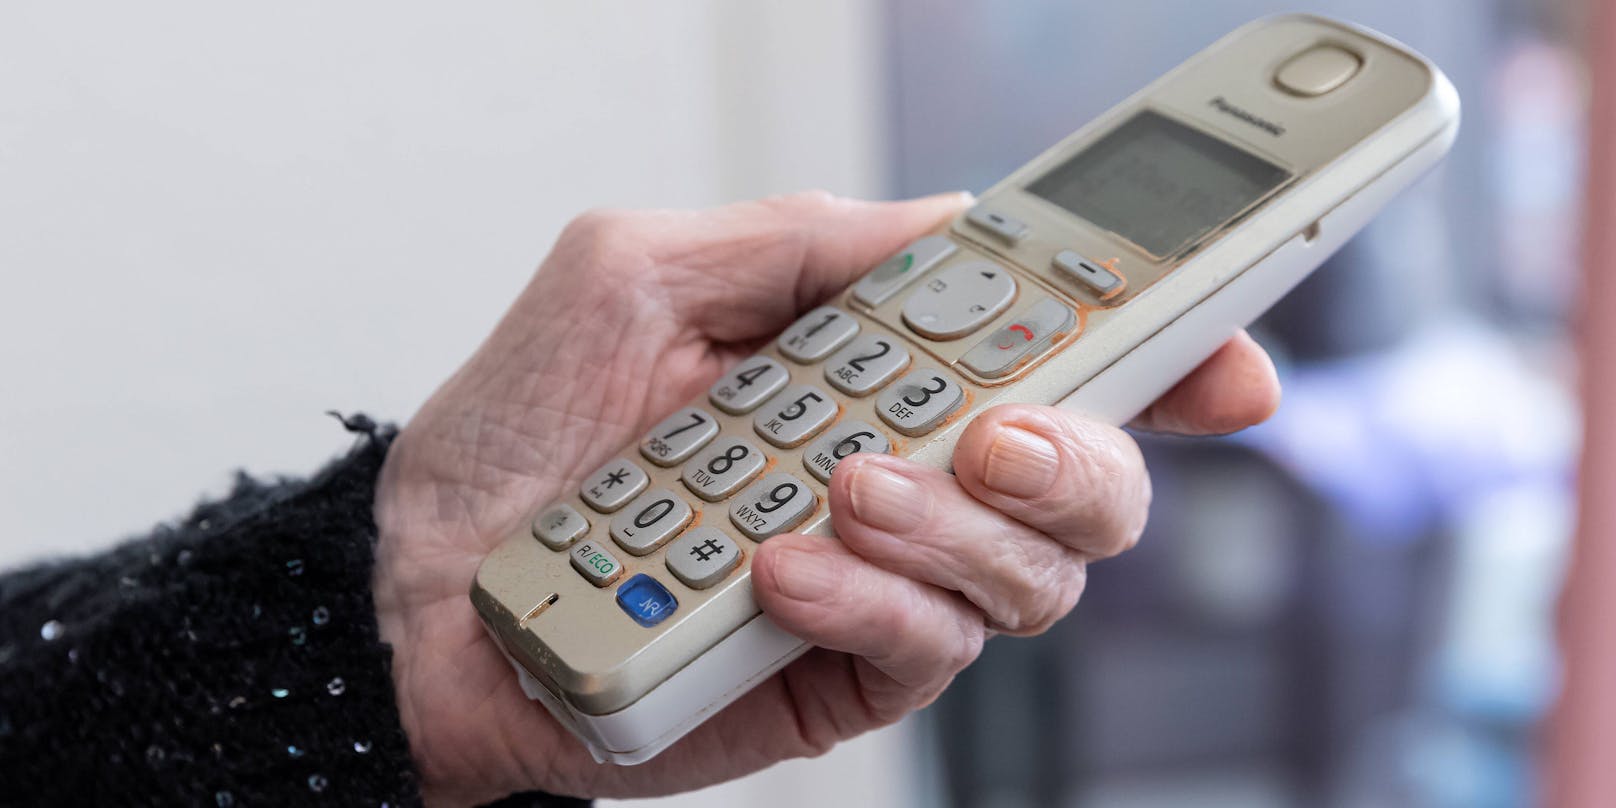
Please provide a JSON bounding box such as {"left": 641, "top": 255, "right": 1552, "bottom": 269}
{"left": 876, "top": 369, "right": 965, "bottom": 436}
{"left": 752, "top": 384, "right": 838, "bottom": 448}
{"left": 802, "top": 420, "right": 892, "bottom": 483}
{"left": 640, "top": 407, "right": 721, "bottom": 467}
{"left": 610, "top": 489, "right": 694, "bottom": 556}
{"left": 571, "top": 540, "right": 625, "bottom": 587}
{"left": 729, "top": 472, "right": 818, "bottom": 541}
{"left": 533, "top": 502, "right": 590, "bottom": 550}
{"left": 580, "top": 457, "right": 650, "bottom": 513}
{"left": 681, "top": 436, "right": 767, "bottom": 501}
{"left": 525, "top": 234, "right": 1079, "bottom": 624}
{"left": 665, "top": 527, "right": 742, "bottom": 589}
{"left": 778, "top": 306, "right": 859, "bottom": 363}
{"left": 824, "top": 334, "right": 911, "bottom": 396}
{"left": 708, "top": 355, "right": 789, "bottom": 415}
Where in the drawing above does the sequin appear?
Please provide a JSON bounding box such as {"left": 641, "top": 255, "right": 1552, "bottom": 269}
{"left": 228, "top": 696, "right": 246, "bottom": 709}
{"left": 287, "top": 744, "right": 304, "bottom": 758}
{"left": 289, "top": 626, "right": 307, "bottom": 646}
{"left": 198, "top": 518, "right": 212, "bottom": 530}
{"left": 271, "top": 688, "right": 290, "bottom": 699}
{"left": 286, "top": 559, "right": 305, "bottom": 577}
{"left": 146, "top": 745, "right": 165, "bottom": 765}
{"left": 67, "top": 648, "right": 80, "bottom": 664}
{"left": 252, "top": 604, "right": 262, "bottom": 619}
{"left": 307, "top": 774, "right": 328, "bottom": 792}
{"left": 177, "top": 549, "right": 195, "bottom": 565}
{"left": 311, "top": 606, "right": 330, "bottom": 626}
{"left": 40, "top": 620, "right": 63, "bottom": 641}
{"left": 326, "top": 677, "right": 345, "bottom": 696}
{"left": 215, "top": 791, "right": 235, "bottom": 807}
{"left": 352, "top": 739, "right": 372, "bottom": 754}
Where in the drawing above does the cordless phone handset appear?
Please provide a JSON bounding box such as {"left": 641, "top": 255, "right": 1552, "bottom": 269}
{"left": 472, "top": 13, "right": 1459, "bottom": 765}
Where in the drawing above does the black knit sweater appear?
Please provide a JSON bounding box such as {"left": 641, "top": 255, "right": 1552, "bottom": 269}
{"left": 0, "top": 417, "right": 585, "bottom": 808}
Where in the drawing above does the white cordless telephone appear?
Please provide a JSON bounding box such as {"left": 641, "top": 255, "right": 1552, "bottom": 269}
{"left": 472, "top": 14, "right": 1460, "bottom": 764}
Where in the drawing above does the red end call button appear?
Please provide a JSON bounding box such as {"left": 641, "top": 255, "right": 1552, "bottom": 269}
{"left": 958, "top": 298, "right": 1076, "bottom": 379}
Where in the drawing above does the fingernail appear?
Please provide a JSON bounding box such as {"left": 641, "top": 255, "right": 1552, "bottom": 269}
{"left": 849, "top": 464, "right": 931, "bottom": 533}
{"left": 984, "top": 427, "right": 1060, "bottom": 498}
{"left": 773, "top": 548, "right": 839, "bottom": 602}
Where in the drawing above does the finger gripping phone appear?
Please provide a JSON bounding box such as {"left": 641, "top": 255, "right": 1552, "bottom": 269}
{"left": 471, "top": 14, "right": 1459, "bottom": 765}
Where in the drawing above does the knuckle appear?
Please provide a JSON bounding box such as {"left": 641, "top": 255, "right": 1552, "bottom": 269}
{"left": 992, "top": 550, "right": 1084, "bottom": 635}
{"left": 947, "top": 611, "right": 987, "bottom": 673}
{"left": 771, "top": 188, "right": 843, "bottom": 214}
{"left": 554, "top": 209, "right": 648, "bottom": 272}
{"left": 1055, "top": 420, "right": 1151, "bottom": 557}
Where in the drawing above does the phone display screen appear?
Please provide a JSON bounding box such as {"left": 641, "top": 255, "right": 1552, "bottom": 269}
{"left": 1026, "top": 110, "right": 1291, "bottom": 258}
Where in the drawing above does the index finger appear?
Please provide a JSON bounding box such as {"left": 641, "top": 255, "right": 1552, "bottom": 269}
{"left": 1129, "top": 330, "right": 1281, "bottom": 435}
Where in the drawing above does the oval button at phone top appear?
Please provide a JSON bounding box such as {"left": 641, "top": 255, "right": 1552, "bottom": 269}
{"left": 901, "top": 261, "right": 1017, "bottom": 341}
{"left": 1274, "top": 44, "right": 1362, "bottom": 97}
{"left": 778, "top": 306, "right": 860, "bottom": 363}
{"left": 851, "top": 235, "right": 958, "bottom": 307}
{"left": 958, "top": 298, "right": 1076, "bottom": 379}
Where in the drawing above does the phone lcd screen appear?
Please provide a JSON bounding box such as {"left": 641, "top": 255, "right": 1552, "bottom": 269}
{"left": 1026, "top": 110, "right": 1291, "bottom": 258}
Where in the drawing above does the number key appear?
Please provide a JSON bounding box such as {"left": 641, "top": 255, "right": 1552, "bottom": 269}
{"left": 778, "top": 306, "right": 859, "bottom": 363}
{"left": 639, "top": 407, "right": 720, "bottom": 467}
{"left": 729, "top": 472, "right": 818, "bottom": 541}
{"left": 610, "top": 488, "right": 695, "bottom": 555}
{"left": 876, "top": 369, "right": 964, "bottom": 436}
{"left": 802, "top": 420, "right": 892, "bottom": 483}
{"left": 681, "top": 436, "right": 767, "bottom": 502}
{"left": 708, "top": 355, "right": 788, "bottom": 415}
{"left": 824, "top": 333, "right": 910, "bottom": 396}
{"left": 753, "top": 384, "right": 838, "bottom": 448}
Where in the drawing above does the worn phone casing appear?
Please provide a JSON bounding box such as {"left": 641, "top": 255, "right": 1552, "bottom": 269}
{"left": 471, "top": 13, "right": 1461, "bottom": 764}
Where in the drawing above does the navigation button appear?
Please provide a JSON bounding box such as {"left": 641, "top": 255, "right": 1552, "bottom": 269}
{"left": 901, "top": 261, "right": 1017, "bottom": 340}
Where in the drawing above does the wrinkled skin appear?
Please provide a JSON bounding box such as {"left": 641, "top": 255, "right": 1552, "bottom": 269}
{"left": 372, "top": 192, "right": 1281, "bottom": 806}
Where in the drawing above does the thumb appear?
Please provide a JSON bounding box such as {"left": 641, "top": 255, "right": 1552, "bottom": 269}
{"left": 652, "top": 190, "right": 973, "bottom": 342}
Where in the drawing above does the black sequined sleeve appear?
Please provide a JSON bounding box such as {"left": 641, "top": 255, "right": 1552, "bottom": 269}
{"left": 0, "top": 419, "right": 585, "bottom": 808}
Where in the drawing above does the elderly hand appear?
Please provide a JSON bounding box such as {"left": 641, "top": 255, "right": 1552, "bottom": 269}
{"left": 372, "top": 192, "right": 1280, "bottom": 805}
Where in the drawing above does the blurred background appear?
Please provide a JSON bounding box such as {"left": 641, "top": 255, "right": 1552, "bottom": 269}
{"left": 0, "top": 2, "right": 1593, "bottom": 807}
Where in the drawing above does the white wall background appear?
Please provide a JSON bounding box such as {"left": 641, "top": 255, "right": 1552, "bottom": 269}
{"left": 0, "top": 2, "right": 917, "bottom": 805}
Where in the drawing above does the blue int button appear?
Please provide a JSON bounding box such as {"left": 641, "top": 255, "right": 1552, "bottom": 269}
{"left": 615, "top": 573, "right": 678, "bottom": 627}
